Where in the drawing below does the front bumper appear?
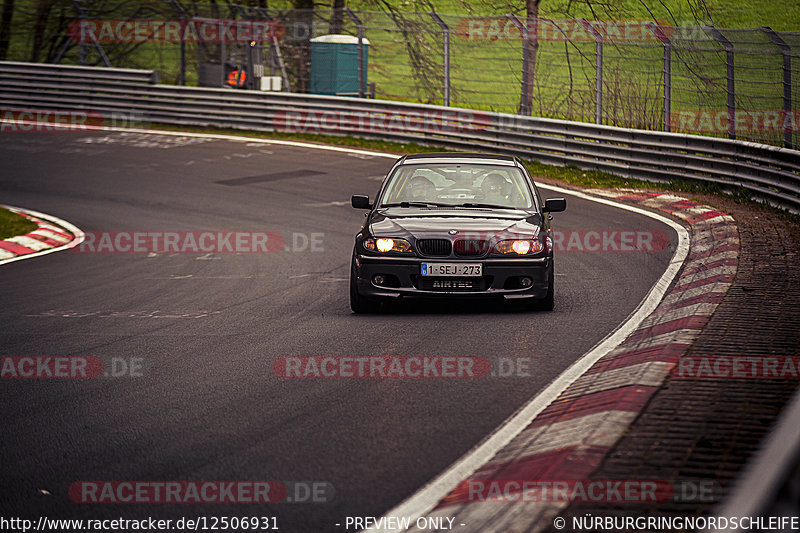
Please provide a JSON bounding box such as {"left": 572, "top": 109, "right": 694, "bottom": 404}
{"left": 354, "top": 254, "right": 552, "bottom": 301}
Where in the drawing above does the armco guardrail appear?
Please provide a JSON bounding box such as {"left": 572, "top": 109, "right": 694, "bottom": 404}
{"left": 0, "top": 61, "right": 159, "bottom": 85}
{"left": 1, "top": 62, "right": 798, "bottom": 212}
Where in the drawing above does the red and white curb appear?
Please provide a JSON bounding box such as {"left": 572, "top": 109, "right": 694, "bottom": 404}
{"left": 377, "top": 188, "right": 738, "bottom": 533}
{"left": 0, "top": 205, "right": 84, "bottom": 265}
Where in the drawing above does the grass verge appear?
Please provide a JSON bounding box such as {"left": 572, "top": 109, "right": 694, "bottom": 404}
{"left": 0, "top": 208, "right": 37, "bottom": 240}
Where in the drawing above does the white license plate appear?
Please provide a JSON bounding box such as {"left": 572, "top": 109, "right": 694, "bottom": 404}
{"left": 421, "top": 263, "right": 482, "bottom": 277}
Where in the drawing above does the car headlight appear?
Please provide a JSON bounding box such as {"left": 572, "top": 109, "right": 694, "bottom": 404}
{"left": 363, "top": 237, "right": 413, "bottom": 254}
{"left": 492, "top": 239, "right": 543, "bottom": 255}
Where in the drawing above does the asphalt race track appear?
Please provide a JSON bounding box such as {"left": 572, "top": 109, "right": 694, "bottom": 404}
{"left": 0, "top": 130, "right": 677, "bottom": 531}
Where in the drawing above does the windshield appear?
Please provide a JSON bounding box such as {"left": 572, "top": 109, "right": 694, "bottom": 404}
{"left": 379, "top": 163, "right": 535, "bottom": 209}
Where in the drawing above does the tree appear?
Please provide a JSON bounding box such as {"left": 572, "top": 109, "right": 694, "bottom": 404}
{"left": 291, "top": 0, "right": 313, "bottom": 92}
{"left": 0, "top": 0, "right": 14, "bottom": 61}
{"left": 329, "top": 0, "right": 344, "bottom": 34}
{"left": 366, "top": 0, "right": 444, "bottom": 103}
{"left": 521, "top": 0, "right": 541, "bottom": 114}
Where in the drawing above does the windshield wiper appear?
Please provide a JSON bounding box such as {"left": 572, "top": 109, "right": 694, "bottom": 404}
{"left": 456, "top": 203, "right": 520, "bottom": 210}
{"left": 380, "top": 201, "right": 451, "bottom": 208}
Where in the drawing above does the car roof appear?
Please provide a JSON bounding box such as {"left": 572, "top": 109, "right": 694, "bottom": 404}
{"left": 400, "top": 152, "right": 518, "bottom": 166}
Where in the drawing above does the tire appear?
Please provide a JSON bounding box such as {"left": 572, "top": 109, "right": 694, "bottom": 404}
{"left": 350, "top": 255, "right": 380, "bottom": 314}
{"left": 532, "top": 280, "right": 555, "bottom": 311}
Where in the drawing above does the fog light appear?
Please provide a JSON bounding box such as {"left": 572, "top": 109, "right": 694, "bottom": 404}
{"left": 519, "top": 277, "right": 533, "bottom": 288}
{"left": 373, "top": 274, "right": 387, "bottom": 286}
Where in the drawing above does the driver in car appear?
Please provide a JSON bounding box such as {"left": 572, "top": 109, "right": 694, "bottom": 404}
{"left": 482, "top": 173, "right": 510, "bottom": 204}
{"left": 404, "top": 176, "right": 437, "bottom": 202}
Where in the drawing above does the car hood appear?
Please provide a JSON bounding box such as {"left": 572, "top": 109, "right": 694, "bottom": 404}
{"left": 369, "top": 208, "right": 542, "bottom": 240}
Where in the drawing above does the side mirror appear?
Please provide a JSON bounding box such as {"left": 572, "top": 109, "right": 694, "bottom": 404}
{"left": 544, "top": 198, "right": 566, "bottom": 213}
{"left": 351, "top": 195, "right": 372, "bottom": 209}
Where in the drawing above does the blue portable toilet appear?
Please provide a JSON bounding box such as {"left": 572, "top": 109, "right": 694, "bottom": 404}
{"left": 309, "top": 34, "right": 369, "bottom": 96}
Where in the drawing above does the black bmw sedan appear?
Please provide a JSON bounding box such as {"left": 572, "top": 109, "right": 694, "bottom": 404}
{"left": 350, "top": 153, "right": 566, "bottom": 313}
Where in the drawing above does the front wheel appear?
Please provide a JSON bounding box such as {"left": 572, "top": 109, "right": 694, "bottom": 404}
{"left": 531, "top": 281, "right": 554, "bottom": 311}
{"left": 350, "top": 255, "right": 380, "bottom": 314}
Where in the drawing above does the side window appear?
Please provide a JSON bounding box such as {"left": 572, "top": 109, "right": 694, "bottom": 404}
{"left": 533, "top": 185, "right": 544, "bottom": 211}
